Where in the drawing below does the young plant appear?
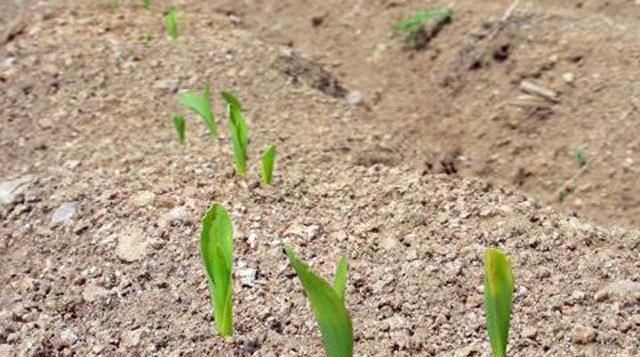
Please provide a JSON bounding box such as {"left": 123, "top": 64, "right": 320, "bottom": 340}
{"left": 393, "top": 8, "right": 452, "bottom": 47}
{"left": 172, "top": 115, "right": 186, "bottom": 145}
{"left": 165, "top": 8, "right": 178, "bottom": 40}
{"left": 284, "top": 245, "right": 352, "bottom": 357}
{"left": 180, "top": 85, "right": 217, "bottom": 138}
{"left": 142, "top": 0, "right": 150, "bottom": 9}
{"left": 200, "top": 203, "right": 234, "bottom": 337}
{"left": 261, "top": 144, "right": 276, "bottom": 185}
{"left": 575, "top": 148, "right": 586, "bottom": 168}
{"left": 483, "top": 248, "right": 514, "bottom": 357}
{"left": 221, "top": 91, "right": 248, "bottom": 176}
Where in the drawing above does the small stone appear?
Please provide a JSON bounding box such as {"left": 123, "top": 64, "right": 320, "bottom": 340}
{"left": 0, "top": 175, "right": 35, "bottom": 205}
{"left": 154, "top": 78, "right": 180, "bottom": 92}
{"left": 122, "top": 329, "right": 143, "bottom": 348}
{"left": 164, "top": 206, "right": 189, "bottom": 223}
{"left": 594, "top": 280, "right": 640, "bottom": 304}
{"left": 380, "top": 237, "right": 399, "bottom": 251}
{"left": 522, "top": 326, "right": 538, "bottom": 339}
{"left": 247, "top": 232, "right": 258, "bottom": 248}
{"left": 562, "top": 72, "right": 575, "bottom": 84}
{"left": 129, "top": 191, "right": 155, "bottom": 207}
{"left": 51, "top": 202, "right": 78, "bottom": 225}
{"left": 82, "top": 285, "right": 111, "bottom": 303}
{"left": 571, "top": 325, "right": 596, "bottom": 344}
{"left": 60, "top": 328, "right": 78, "bottom": 346}
{"left": 237, "top": 268, "right": 257, "bottom": 287}
{"left": 346, "top": 90, "right": 363, "bottom": 106}
{"left": 115, "top": 228, "right": 147, "bottom": 262}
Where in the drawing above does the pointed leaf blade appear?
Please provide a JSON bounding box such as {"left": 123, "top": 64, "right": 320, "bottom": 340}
{"left": 172, "top": 115, "right": 186, "bottom": 145}
{"left": 285, "top": 246, "right": 353, "bottom": 357}
{"left": 333, "top": 255, "right": 348, "bottom": 302}
{"left": 261, "top": 144, "right": 276, "bottom": 185}
{"left": 483, "top": 248, "right": 514, "bottom": 357}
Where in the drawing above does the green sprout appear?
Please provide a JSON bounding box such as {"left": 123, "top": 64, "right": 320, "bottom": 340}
{"left": 221, "top": 91, "right": 249, "bottom": 176}
{"left": 179, "top": 85, "right": 217, "bottom": 138}
{"left": 285, "top": 245, "right": 353, "bottom": 357}
{"left": 172, "top": 115, "right": 185, "bottom": 145}
{"left": 558, "top": 188, "right": 567, "bottom": 203}
{"left": 142, "top": 0, "right": 150, "bottom": 9}
{"left": 483, "top": 248, "right": 514, "bottom": 357}
{"left": 261, "top": 144, "right": 276, "bottom": 185}
{"left": 575, "top": 148, "right": 586, "bottom": 168}
{"left": 200, "top": 203, "right": 234, "bottom": 337}
{"left": 140, "top": 32, "right": 152, "bottom": 46}
{"left": 165, "top": 8, "right": 178, "bottom": 40}
{"left": 393, "top": 8, "right": 452, "bottom": 47}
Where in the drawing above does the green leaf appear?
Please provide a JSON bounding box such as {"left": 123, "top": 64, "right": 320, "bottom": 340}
{"left": 393, "top": 8, "right": 452, "bottom": 34}
{"left": 261, "top": 144, "right": 276, "bottom": 185}
{"left": 285, "top": 246, "right": 353, "bottom": 357}
{"left": 165, "top": 8, "right": 178, "bottom": 40}
{"left": 333, "top": 255, "right": 348, "bottom": 302}
{"left": 142, "top": 0, "right": 150, "bottom": 9}
{"left": 575, "top": 148, "right": 587, "bottom": 168}
{"left": 483, "top": 248, "right": 514, "bottom": 357}
{"left": 179, "top": 85, "right": 217, "bottom": 138}
{"left": 200, "top": 203, "right": 233, "bottom": 336}
{"left": 172, "top": 114, "right": 185, "bottom": 145}
{"left": 221, "top": 91, "right": 249, "bottom": 176}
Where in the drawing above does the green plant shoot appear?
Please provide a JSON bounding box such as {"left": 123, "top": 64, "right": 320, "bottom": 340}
{"left": 393, "top": 8, "right": 452, "bottom": 45}
{"left": 200, "top": 203, "right": 234, "bottom": 337}
{"left": 483, "top": 248, "right": 514, "bottom": 357}
{"left": 180, "top": 85, "right": 217, "bottom": 138}
{"left": 165, "top": 8, "right": 178, "bottom": 40}
{"left": 142, "top": 0, "right": 150, "bottom": 9}
{"left": 285, "top": 245, "right": 353, "bottom": 357}
{"left": 261, "top": 144, "right": 276, "bottom": 185}
{"left": 221, "top": 91, "right": 248, "bottom": 176}
{"left": 575, "top": 148, "right": 586, "bottom": 168}
{"left": 172, "top": 114, "right": 186, "bottom": 145}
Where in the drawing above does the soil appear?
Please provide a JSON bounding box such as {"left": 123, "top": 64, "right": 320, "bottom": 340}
{"left": 1, "top": 1, "right": 639, "bottom": 356}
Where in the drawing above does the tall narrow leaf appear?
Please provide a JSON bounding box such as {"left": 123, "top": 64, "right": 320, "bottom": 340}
{"left": 261, "top": 144, "right": 276, "bottom": 185}
{"left": 285, "top": 246, "right": 353, "bottom": 357}
{"left": 333, "top": 255, "right": 348, "bottom": 302}
{"left": 483, "top": 248, "right": 514, "bottom": 357}
{"left": 221, "top": 91, "right": 248, "bottom": 176}
{"left": 172, "top": 114, "right": 186, "bottom": 145}
{"left": 180, "top": 85, "right": 217, "bottom": 138}
{"left": 165, "top": 8, "right": 178, "bottom": 40}
{"left": 200, "top": 204, "right": 233, "bottom": 336}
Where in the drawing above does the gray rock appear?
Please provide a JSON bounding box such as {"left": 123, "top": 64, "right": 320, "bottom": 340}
{"left": 0, "top": 175, "right": 35, "bottom": 205}
{"left": 594, "top": 280, "right": 640, "bottom": 304}
{"left": 346, "top": 90, "right": 363, "bottom": 106}
{"left": 237, "top": 267, "right": 257, "bottom": 287}
{"left": 60, "top": 328, "right": 78, "bottom": 346}
{"left": 164, "top": 206, "right": 189, "bottom": 223}
{"left": 116, "top": 228, "right": 147, "bottom": 262}
{"left": 571, "top": 325, "right": 596, "bottom": 344}
{"left": 51, "top": 201, "right": 78, "bottom": 225}
{"left": 154, "top": 78, "right": 180, "bottom": 92}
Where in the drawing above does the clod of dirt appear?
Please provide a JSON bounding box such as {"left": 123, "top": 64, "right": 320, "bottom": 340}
{"left": 275, "top": 50, "right": 347, "bottom": 98}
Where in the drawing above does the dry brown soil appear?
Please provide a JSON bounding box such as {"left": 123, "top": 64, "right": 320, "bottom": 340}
{"left": 1, "top": 1, "right": 639, "bottom": 356}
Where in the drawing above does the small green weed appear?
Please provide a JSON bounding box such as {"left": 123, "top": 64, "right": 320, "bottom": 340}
{"left": 261, "top": 144, "right": 276, "bottom": 185}
{"left": 165, "top": 8, "right": 178, "bottom": 40}
{"left": 200, "top": 203, "right": 234, "bottom": 337}
{"left": 221, "top": 91, "right": 249, "bottom": 176}
{"left": 483, "top": 248, "right": 514, "bottom": 357}
{"left": 575, "top": 147, "right": 586, "bottom": 168}
{"left": 172, "top": 115, "right": 185, "bottom": 145}
{"left": 393, "top": 8, "right": 452, "bottom": 48}
{"left": 285, "top": 246, "right": 353, "bottom": 357}
{"left": 180, "top": 85, "right": 217, "bottom": 138}
{"left": 142, "top": 0, "right": 151, "bottom": 9}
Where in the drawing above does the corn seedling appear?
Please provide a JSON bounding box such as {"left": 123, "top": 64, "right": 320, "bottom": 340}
{"left": 142, "top": 0, "right": 150, "bottom": 9}
{"left": 221, "top": 91, "right": 248, "bottom": 176}
{"left": 172, "top": 115, "right": 185, "bottom": 145}
{"left": 483, "top": 248, "right": 514, "bottom": 357}
{"left": 165, "top": 8, "right": 178, "bottom": 40}
{"left": 393, "top": 8, "right": 452, "bottom": 48}
{"left": 284, "top": 245, "right": 353, "bottom": 357}
{"left": 261, "top": 144, "right": 276, "bottom": 185}
{"left": 200, "top": 203, "right": 234, "bottom": 337}
{"left": 575, "top": 148, "right": 586, "bottom": 168}
{"left": 180, "top": 85, "right": 217, "bottom": 138}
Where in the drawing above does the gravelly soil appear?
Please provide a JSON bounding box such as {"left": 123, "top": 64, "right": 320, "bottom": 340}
{"left": 1, "top": 1, "right": 639, "bottom": 356}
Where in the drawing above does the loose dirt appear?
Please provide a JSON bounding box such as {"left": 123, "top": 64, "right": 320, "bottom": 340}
{"left": 1, "top": 1, "right": 639, "bottom": 356}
